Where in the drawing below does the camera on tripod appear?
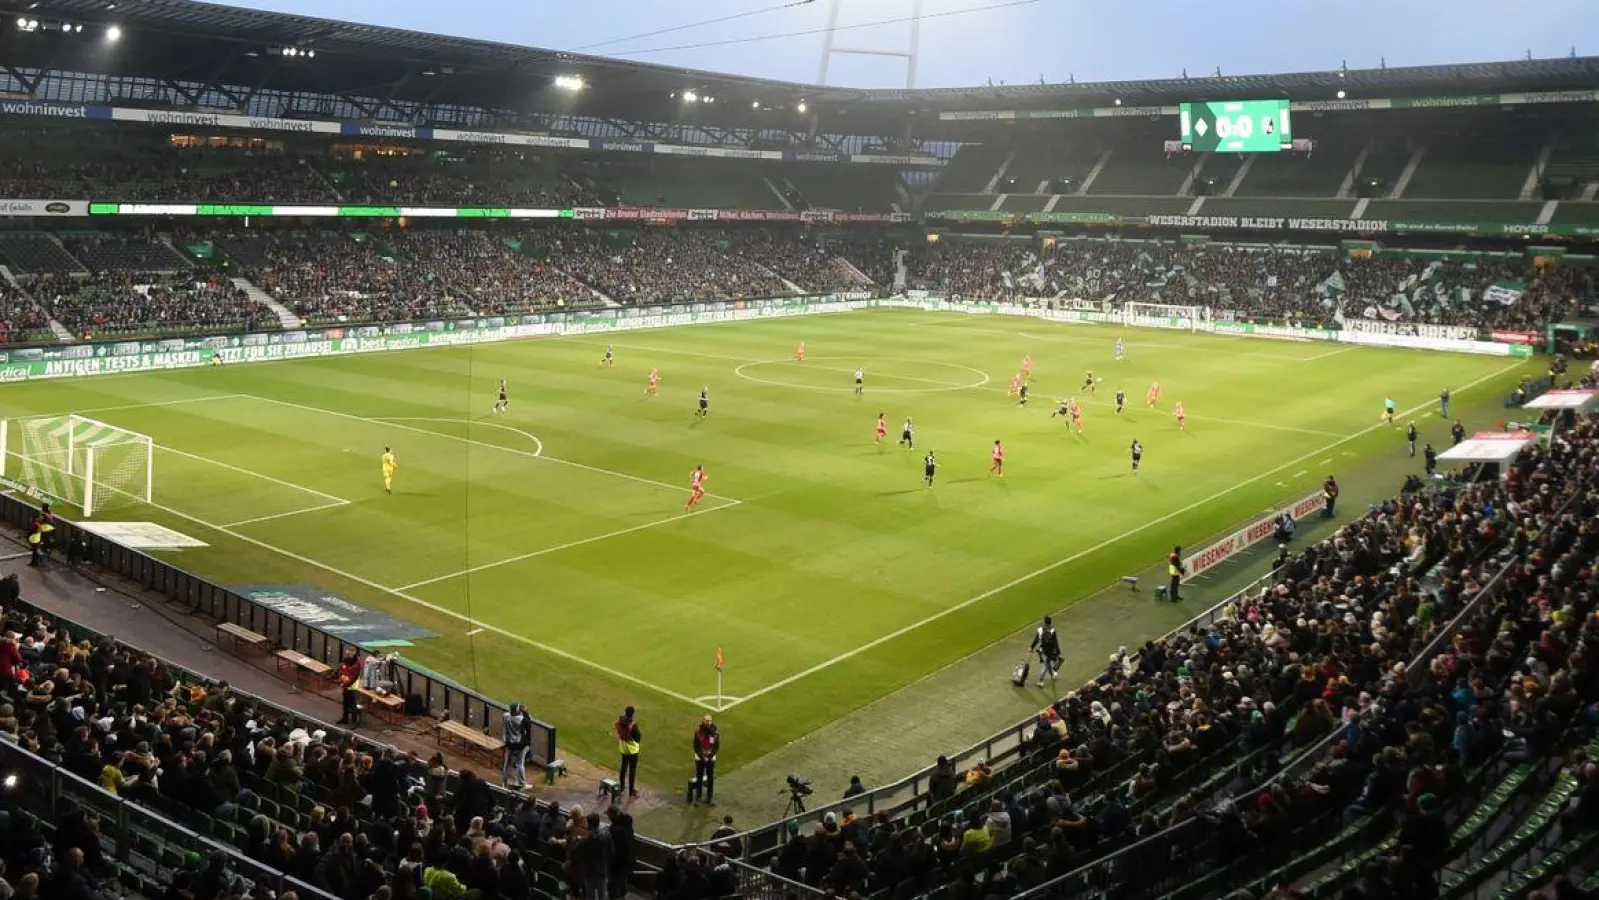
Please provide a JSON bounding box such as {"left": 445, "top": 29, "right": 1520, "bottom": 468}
{"left": 780, "top": 774, "right": 813, "bottom": 813}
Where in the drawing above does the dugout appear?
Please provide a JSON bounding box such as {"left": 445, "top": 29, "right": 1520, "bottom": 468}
{"left": 1436, "top": 431, "right": 1539, "bottom": 480}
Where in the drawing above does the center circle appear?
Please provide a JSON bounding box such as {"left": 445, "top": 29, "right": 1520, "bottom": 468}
{"left": 733, "top": 356, "right": 991, "bottom": 394}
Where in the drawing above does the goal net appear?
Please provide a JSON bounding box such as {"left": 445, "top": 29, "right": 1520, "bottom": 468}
{"left": 0, "top": 415, "right": 153, "bottom": 517}
{"left": 1123, "top": 302, "right": 1209, "bottom": 332}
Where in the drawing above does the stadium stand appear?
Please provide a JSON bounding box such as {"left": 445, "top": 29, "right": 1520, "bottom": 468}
{"left": 32, "top": 270, "right": 275, "bottom": 338}
{"left": 0, "top": 279, "right": 49, "bottom": 344}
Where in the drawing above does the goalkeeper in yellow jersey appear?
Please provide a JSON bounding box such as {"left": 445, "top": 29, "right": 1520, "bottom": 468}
{"left": 381, "top": 447, "right": 396, "bottom": 494}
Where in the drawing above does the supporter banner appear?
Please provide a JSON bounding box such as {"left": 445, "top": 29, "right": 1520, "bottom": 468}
{"left": 1338, "top": 319, "right": 1479, "bottom": 342}
{"left": 234, "top": 583, "right": 438, "bottom": 643}
{"left": 0, "top": 199, "right": 88, "bottom": 217}
{"left": 0, "top": 102, "right": 940, "bottom": 167}
{"left": 926, "top": 208, "right": 1599, "bottom": 237}
{"left": 84, "top": 202, "right": 910, "bottom": 224}
{"left": 1184, "top": 490, "right": 1328, "bottom": 579}
{"left": 938, "top": 88, "right": 1599, "bottom": 121}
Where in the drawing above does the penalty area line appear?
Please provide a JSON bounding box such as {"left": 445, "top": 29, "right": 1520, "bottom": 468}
{"left": 395, "top": 499, "right": 742, "bottom": 591}
{"left": 717, "top": 359, "right": 1524, "bottom": 711}
{"left": 116, "top": 492, "right": 720, "bottom": 710}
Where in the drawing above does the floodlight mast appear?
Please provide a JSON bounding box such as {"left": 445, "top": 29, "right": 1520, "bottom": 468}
{"left": 816, "top": 0, "right": 923, "bottom": 89}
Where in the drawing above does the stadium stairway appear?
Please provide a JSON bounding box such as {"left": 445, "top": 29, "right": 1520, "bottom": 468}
{"left": 230, "top": 276, "right": 302, "bottom": 328}
{"left": 1, "top": 266, "right": 75, "bottom": 341}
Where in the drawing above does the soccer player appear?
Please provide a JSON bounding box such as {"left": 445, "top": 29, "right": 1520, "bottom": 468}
{"left": 795, "top": 342, "right": 806, "bottom": 364}
{"left": 647, "top": 367, "right": 660, "bottom": 396}
{"left": 1147, "top": 381, "right": 1161, "bottom": 408}
{"left": 1069, "top": 398, "right": 1084, "bottom": 434}
{"left": 1130, "top": 439, "right": 1143, "bottom": 474}
{"left": 493, "top": 379, "right": 509, "bottom": 415}
{"left": 602, "top": 344, "right": 615, "bottom": 367}
{"left": 1114, "top": 337, "right": 1125, "bottom": 361}
{"left": 1406, "top": 421, "right": 1417, "bottom": 456}
{"left": 1017, "top": 382, "right": 1029, "bottom": 407}
{"left": 899, "top": 417, "right": 915, "bottom": 449}
{"left": 1382, "top": 395, "right": 1396, "bottom": 425}
{"left": 1051, "top": 398, "right": 1071, "bottom": 419}
{"left": 854, "top": 368, "right": 865, "bottom": 395}
{"left": 381, "top": 447, "right": 396, "bottom": 494}
{"left": 1021, "top": 354, "right": 1034, "bottom": 381}
{"left": 1114, "top": 389, "right": 1126, "bottom": 415}
{"left": 874, "top": 413, "right": 887, "bottom": 445}
{"left": 1009, "top": 373, "right": 1023, "bottom": 397}
{"left": 1082, "top": 370, "right": 1096, "bottom": 394}
{"left": 697, "top": 386, "right": 710, "bottom": 419}
{"left": 923, "top": 450, "right": 937, "bottom": 487}
{"left": 685, "top": 465, "right": 707, "bottom": 512}
{"left": 1174, "top": 402, "right": 1187, "bottom": 431}
{"left": 989, "top": 440, "right": 1005, "bottom": 477}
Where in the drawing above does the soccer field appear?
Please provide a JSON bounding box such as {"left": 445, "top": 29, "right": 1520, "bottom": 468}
{"left": 0, "top": 310, "right": 1529, "bottom": 784}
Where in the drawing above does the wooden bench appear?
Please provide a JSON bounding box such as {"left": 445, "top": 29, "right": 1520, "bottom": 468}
{"left": 436, "top": 719, "right": 505, "bottom": 766}
{"left": 356, "top": 686, "right": 405, "bottom": 724}
{"left": 274, "top": 649, "right": 333, "bottom": 692}
{"left": 214, "top": 622, "right": 268, "bottom": 655}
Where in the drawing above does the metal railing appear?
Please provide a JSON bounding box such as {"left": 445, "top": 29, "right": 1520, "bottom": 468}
{"left": 0, "top": 737, "right": 337, "bottom": 900}
{"left": 0, "top": 493, "right": 556, "bottom": 764}
{"left": 713, "top": 563, "right": 1292, "bottom": 863}
{"left": 1008, "top": 464, "right": 1597, "bottom": 900}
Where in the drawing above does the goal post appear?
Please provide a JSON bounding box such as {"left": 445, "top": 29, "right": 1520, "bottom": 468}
{"left": 1, "top": 414, "right": 153, "bottom": 517}
{"left": 1123, "top": 301, "right": 1209, "bottom": 333}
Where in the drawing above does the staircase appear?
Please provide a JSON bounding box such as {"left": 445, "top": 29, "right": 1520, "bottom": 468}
{"left": 0, "top": 264, "right": 17, "bottom": 289}
{"left": 982, "top": 150, "right": 1016, "bottom": 194}
{"left": 1337, "top": 138, "right": 1373, "bottom": 200}
{"left": 231, "top": 277, "right": 302, "bottom": 329}
{"left": 763, "top": 177, "right": 795, "bottom": 209}
{"left": 1078, "top": 149, "right": 1113, "bottom": 195}
{"left": 1223, "top": 156, "right": 1256, "bottom": 197}
{"left": 1519, "top": 144, "right": 1554, "bottom": 201}
{"left": 1177, "top": 154, "right": 1209, "bottom": 197}
{"left": 833, "top": 255, "right": 875, "bottom": 287}
{"left": 893, "top": 249, "right": 908, "bottom": 293}
{"left": 1389, "top": 146, "right": 1427, "bottom": 199}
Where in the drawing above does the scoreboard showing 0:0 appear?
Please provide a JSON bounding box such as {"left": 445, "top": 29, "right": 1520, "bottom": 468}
{"left": 1179, "top": 99, "right": 1293, "bottom": 153}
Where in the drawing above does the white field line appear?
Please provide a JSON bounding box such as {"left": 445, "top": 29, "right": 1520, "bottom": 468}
{"left": 578, "top": 340, "right": 1344, "bottom": 438}
{"left": 374, "top": 417, "right": 544, "bottom": 457}
{"left": 717, "top": 359, "right": 1524, "bottom": 710}
{"left": 159, "top": 445, "right": 353, "bottom": 505}
{"left": 101, "top": 487, "right": 717, "bottom": 709}
{"left": 1300, "top": 348, "right": 1352, "bottom": 362}
{"left": 242, "top": 394, "right": 740, "bottom": 503}
{"left": 396, "top": 499, "right": 741, "bottom": 591}
{"left": 220, "top": 500, "right": 352, "bottom": 528}
{"left": 12, "top": 394, "right": 246, "bottom": 422}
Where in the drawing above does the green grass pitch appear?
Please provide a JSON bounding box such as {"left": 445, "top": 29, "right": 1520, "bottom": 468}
{"left": 0, "top": 310, "right": 1529, "bottom": 786}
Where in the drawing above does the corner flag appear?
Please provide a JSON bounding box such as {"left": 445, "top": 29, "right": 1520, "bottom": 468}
{"left": 715, "top": 647, "right": 724, "bottom": 672}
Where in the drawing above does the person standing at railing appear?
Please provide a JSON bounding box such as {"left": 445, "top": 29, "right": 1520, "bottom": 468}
{"left": 335, "top": 650, "right": 360, "bottom": 725}
{"left": 503, "top": 702, "right": 530, "bottom": 789}
{"left": 615, "top": 706, "right": 641, "bottom": 799}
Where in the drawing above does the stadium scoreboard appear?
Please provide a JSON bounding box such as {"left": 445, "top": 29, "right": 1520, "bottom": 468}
{"left": 1179, "top": 99, "right": 1292, "bottom": 152}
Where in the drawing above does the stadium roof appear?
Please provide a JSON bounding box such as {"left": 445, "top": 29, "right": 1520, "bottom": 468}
{"left": 2, "top": 0, "right": 1598, "bottom": 131}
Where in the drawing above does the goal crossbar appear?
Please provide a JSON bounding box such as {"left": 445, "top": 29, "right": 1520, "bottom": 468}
{"left": 0, "top": 414, "right": 154, "bottom": 517}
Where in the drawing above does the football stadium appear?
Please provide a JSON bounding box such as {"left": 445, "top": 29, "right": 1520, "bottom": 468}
{"left": 0, "top": 2, "right": 1597, "bottom": 898}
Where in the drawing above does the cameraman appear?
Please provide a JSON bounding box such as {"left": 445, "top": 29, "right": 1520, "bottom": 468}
{"left": 691, "top": 715, "right": 720, "bottom": 806}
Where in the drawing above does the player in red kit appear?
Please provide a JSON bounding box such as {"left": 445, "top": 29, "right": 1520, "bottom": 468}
{"left": 795, "top": 342, "right": 806, "bottom": 363}
{"left": 1009, "top": 373, "right": 1023, "bottom": 396}
{"left": 989, "top": 440, "right": 1005, "bottom": 477}
{"left": 685, "top": 466, "right": 707, "bottom": 511}
{"left": 874, "top": 413, "right": 887, "bottom": 445}
{"left": 1174, "top": 402, "right": 1187, "bottom": 431}
{"left": 647, "top": 367, "right": 660, "bottom": 395}
{"left": 1069, "top": 398, "right": 1084, "bottom": 434}
{"left": 1021, "top": 354, "right": 1034, "bottom": 381}
{"left": 1147, "top": 381, "right": 1161, "bottom": 408}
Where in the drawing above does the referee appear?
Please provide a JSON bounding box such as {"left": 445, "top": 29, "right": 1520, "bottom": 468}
{"left": 1029, "top": 616, "right": 1061, "bottom": 687}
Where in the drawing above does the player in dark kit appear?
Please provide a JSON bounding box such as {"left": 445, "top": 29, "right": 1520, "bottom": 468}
{"left": 923, "top": 451, "right": 937, "bottom": 487}
{"left": 493, "top": 379, "right": 509, "bottom": 415}
{"left": 1130, "top": 439, "right": 1143, "bottom": 474}
{"left": 1051, "top": 399, "right": 1071, "bottom": 419}
{"left": 1082, "top": 370, "right": 1096, "bottom": 393}
{"left": 1017, "top": 383, "right": 1029, "bottom": 407}
{"left": 1115, "top": 389, "right": 1126, "bottom": 415}
{"left": 696, "top": 386, "right": 710, "bottom": 419}
{"left": 899, "top": 417, "right": 915, "bottom": 450}
{"left": 1406, "top": 422, "right": 1418, "bottom": 456}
